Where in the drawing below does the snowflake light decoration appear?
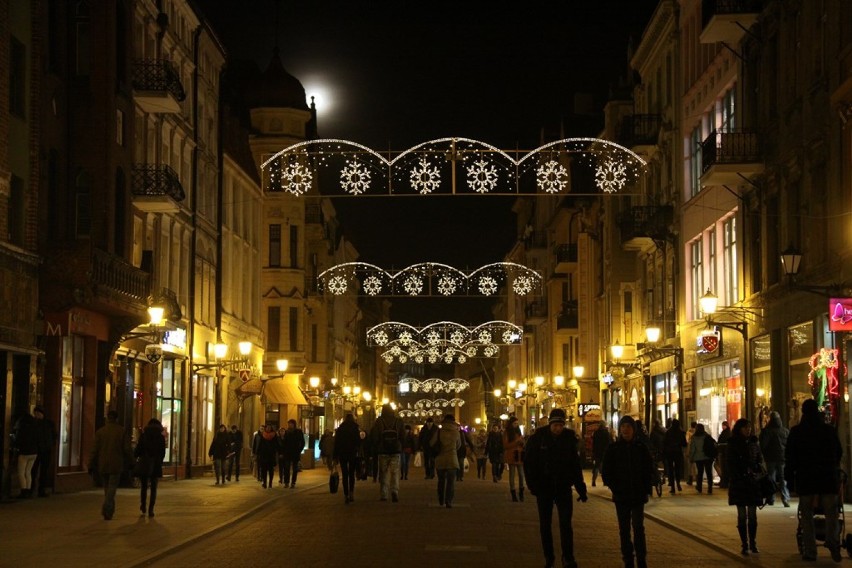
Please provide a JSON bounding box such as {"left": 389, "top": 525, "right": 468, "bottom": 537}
{"left": 536, "top": 160, "right": 569, "bottom": 194}
{"left": 373, "top": 330, "right": 389, "bottom": 346}
{"left": 399, "top": 331, "right": 413, "bottom": 346}
{"left": 398, "top": 354, "right": 408, "bottom": 364}
{"left": 327, "top": 275, "right": 348, "bottom": 295}
{"left": 382, "top": 353, "right": 394, "bottom": 364}
{"left": 483, "top": 345, "right": 499, "bottom": 357}
{"left": 402, "top": 275, "right": 424, "bottom": 295}
{"left": 426, "top": 330, "right": 442, "bottom": 345}
{"left": 465, "top": 346, "right": 477, "bottom": 357}
{"left": 466, "top": 159, "right": 498, "bottom": 193}
{"left": 512, "top": 276, "right": 533, "bottom": 295}
{"left": 478, "top": 276, "right": 498, "bottom": 296}
{"left": 428, "top": 355, "right": 438, "bottom": 364}
{"left": 502, "top": 330, "right": 519, "bottom": 344}
{"left": 449, "top": 331, "right": 465, "bottom": 345}
{"left": 457, "top": 355, "right": 467, "bottom": 364}
{"left": 437, "top": 276, "right": 458, "bottom": 296}
{"left": 389, "top": 345, "right": 402, "bottom": 356}
{"left": 414, "top": 354, "right": 424, "bottom": 364}
{"left": 283, "top": 161, "right": 313, "bottom": 195}
{"left": 595, "top": 159, "right": 628, "bottom": 194}
{"left": 409, "top": 158, "right": 441, "bottom": 194}
{"left": 362, "top": 276, "right": 383, "bottom": 296}
{"left": 478, "top": 331, "right": 493, "bottom": 344}
{"left": 340, "top": 160, "right": 372, "bottom": 195}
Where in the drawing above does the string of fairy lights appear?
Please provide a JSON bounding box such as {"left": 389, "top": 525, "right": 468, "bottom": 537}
{"left": 260, "top": 137, "right": 647, "bottom": 196}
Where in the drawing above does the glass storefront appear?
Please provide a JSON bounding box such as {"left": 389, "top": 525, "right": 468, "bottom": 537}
{"left": 58, "top": 335, "right": 84, "bottom": 469}
{"left": 695, "top": 362, "right": 739, "bottom": 439}
{"left": 156, "top": 359, "right": 182, "bottom": 464}
{"left": 751, "top": 334, "right": 772, "bottom": 432}
{"left": 788, "top": 321, "right": 814, "bottom": 427}
{"left": 652, "top": 372, "right": 679, "bottom": 427}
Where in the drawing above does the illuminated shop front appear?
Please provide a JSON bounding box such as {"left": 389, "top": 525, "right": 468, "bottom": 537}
{"left": 695, "top": 361, "right": 741, "bottom": 439}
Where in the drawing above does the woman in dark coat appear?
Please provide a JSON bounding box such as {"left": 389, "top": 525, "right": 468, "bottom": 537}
{"left": 333, "top": 413, "right": 361, "bottom": 504}
{"left": 256, "top": 425, "right": 278, "bottom": 488}
{"left": 208, "top": 424, "right": 231, "bottom": 485}
{"left": 135, "top": 418, "right": 166, "bottom": 517}
{"left": 662, "top": 418, "right": 687, "bottom": 494}
{"left": 727, "top": 418, "right": 764, "bottom": 555}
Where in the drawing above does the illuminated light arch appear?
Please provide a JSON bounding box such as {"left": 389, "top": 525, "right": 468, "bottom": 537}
{"left": 366, "top": 320, "right": 523, "bottom": 348}
{"left": 261, "top": 137, "right": 647, "bottom": 196}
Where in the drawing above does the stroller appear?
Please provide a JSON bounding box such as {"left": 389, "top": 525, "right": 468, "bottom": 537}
{"left": 795, "top": 469, "right": 852, "bottom": 558}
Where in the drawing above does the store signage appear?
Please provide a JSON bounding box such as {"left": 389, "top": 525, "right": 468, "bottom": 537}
{"left": 577, "top": 403, "right": 601, "bottom": 417}
{"left": 829, "top": 298, "right": 852, "bottom": 331}
{"left": 163, "top": 328, "right": 186, "bottom": 350}
{"left": 698, "top": 329, "right": 720, "bottom": 354}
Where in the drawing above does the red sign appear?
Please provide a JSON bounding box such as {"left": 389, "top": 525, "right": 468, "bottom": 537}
{"left": 239, "top": 369, "right": 251, "bottom": 382}
{"left": 829, "top": 298, "right": 852, "bottom": 331}
{"left": 701, "top": 332, "right": 719, "bottom": 353}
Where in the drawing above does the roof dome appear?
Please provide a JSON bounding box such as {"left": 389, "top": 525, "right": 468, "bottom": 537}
{"left": 244, "top": 48, "right": 309, "bottom": 111}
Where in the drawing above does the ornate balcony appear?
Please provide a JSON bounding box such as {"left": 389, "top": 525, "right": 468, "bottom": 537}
{"left": 131, "top": 164, "right": 186, "bottom": 213}
{"left": 554, "top": 244, "right": 578, "bottom": 274}
{"left": 132, "top": 59, "right": 186, "bottom": 113}
{"left": 618, "top": 114, "right": 662, "bottom": 153}
{"left": 556, "top": 301, "right": 579, "bottom": 331}
{"left": 619, "top": 205, "right": 674, "bottom": 251}
{"left": 700, "top": 0, "right": 762, "bottom": 44}
{"left": 700, "top": 130, "right": 764, "bottom": 186}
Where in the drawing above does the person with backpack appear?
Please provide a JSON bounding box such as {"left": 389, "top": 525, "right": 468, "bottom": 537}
{"left": 430, "top": 414, "right": 462, "bottom": 507}
{"left": 369, "top": 404, "right": 405, "bottom": 502}
{"left": 688, "top": 423, "right": 716, "bottom": 494}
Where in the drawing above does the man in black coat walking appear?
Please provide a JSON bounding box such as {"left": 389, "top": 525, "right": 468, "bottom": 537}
{"left": 785, "top": 399, "right": 843, "bottom": 562}
{"left": 602, "top": 415, "right": 656, "bottom": 568}
{"left": 418, "top": 417, "right": 438, "bottom": 479}
{"left": 524, "top": 408, "right": 588, "bottom": 568}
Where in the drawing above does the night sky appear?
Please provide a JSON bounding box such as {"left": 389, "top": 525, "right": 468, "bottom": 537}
{"left": 203, "top": 0, "right": 657, "bottom": 322}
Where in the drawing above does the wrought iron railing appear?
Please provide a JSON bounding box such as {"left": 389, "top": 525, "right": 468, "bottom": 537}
{"left": 555, "top": 244, "right": 578, "bottom": 264}
{"left": 525, "top": 301, "right": 548, "bottom": 320}
{"left": 700, "top": 130, "right": 761, "bottom": 173}
{"left": 132, "top": 59, "right": 186, "bottom": 102}
{"left": 618, "top": 114, "right": 662, "bottom": 148}
{"left": 131, "top": 164, "right": 186, "bottom": 202}
{"left": 702, "top": 0, "right": 762, "bottom": 28}
{"left": 619, "top": 205, "right": 674, "bottom": 243}
{"left": 91, "top": 248, "right": 150, "bottom": 303}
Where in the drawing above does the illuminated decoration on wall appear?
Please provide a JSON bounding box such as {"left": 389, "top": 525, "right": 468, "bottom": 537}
{"left": 261, "top": 137, "right": 646, "bottom": 197}
{"left": 382, "top": 340, "right": 499, "bottom": 364}
{"left": 398, "top": 378, "right": 470, "bottom": 394}
{"left": 808, "top": 347, "right": 845, "bottom": 421}
{"left": 829, "top": 298, "right": 852, "bottom": 331}
{"left": 318, "top": 261, "right": 541, "bottom": 298}
{"left": 367, "top": 320, "right": 523, "bottom": 348}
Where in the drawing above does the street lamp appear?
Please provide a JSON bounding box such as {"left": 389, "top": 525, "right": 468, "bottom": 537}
{"left": 780, "top": 245, "right": 849, "bottom": 297}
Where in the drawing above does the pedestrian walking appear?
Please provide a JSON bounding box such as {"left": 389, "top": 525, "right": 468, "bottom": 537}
{"left": 256, "top": 425, "right": 278, "bottom": 488}
{"left": 208, "top": 424, "right": 231, "bottom": 485}
{"left": 280, "top": 419, "right": 306, "bottom": 488}
{"left": 88, "top": 410, "right": 133, "bottom": 520}
{"left": 591, "top": 421, "right": 611, "bottom": 487}
{"left": 503, "top": 416, "right": 526, "bottom": 502}
{"left": 688, "top": 423, "right": 716, "bottom": 494}
{"left": 32, "top": 406, "right": 56, "bottom": 497}
{"left": 134, "top": 418, "right": 166, "bottom": 517}
{"left": 400, "top": 425, "right": 416, "bottom": 480}
{"left": 333, "top": 413, "right": 361, "bottom": 504}
{"left": 227, "top": 425, "right": 243, "bottom": 481}
{"left": 473, "top": 428, "right": 488, "bottom": 480}
{"left": 251, "top": 424, "right": 265, "bottom": 481}
{"left": 758, "top": 411, "right": 789, "bottom": 507}
{"left": 602, "top": 415, "right": 656, "bottom": 568}
{"left": 319, "top": 429, "right": 335, "bottom": 472}
{"left": 785, "top": 399, "right": 844, "bottom": 562}
{"left": 685, "top": 421, "right": 697, "bottom": 485}
{"left": 486, "top": 423, "right": 505, "bottom": 482}
{"left": 727, "top": 418, "right": 764, "bottom": 556}
{"left": 457, "top": 422, "right": 474, "bottom": 481}
{"left": 662, "top": 418, "right": 687, "bottom": 494}
{"left": 716, "top": 420, "right": 731, "bottom": 488}
{"left": 12, "top": 408, "right": 39, "bottom": 499}
{"left": 370, "top": 404, "right": 405, "bottom": 502}
{"left": 430, "top": 413, "right": 462, "bottom": 507}
{"left": 524, "top": 408, "right": 588, "bottom": 568}
{"left": 418, "top": 417, "right": 438, "bottom": 479}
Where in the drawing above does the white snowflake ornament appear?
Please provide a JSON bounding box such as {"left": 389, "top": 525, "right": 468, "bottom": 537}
{"left": 340, "top": 160, "right": 372, "bottom": 195}
{"left": 512, "top": 276, "right": 534, "bottom": 295}
{"left": 595, "top": 159, "right": 628, "bottom": 193}
{"left": 409, "top": 158, "right": 441, "bottom": 194}
{"left": 399, "top": 331, "right": 413, "bottom": 346}
{"left": 327, "top": 275, "right": 348, "bottom": 295}
{"left": 373, "top": 330, "right": 389, "bottom": 346}
{"left": 478, "top": 330, "right": 493, "bottom": 344}
{"left": 283, "top": 161, "right": 313, "bottom": 195}
{"left": 478, "top": 276, "right": 498, "bottom": 296}
{"left": 426, "top": 331, "right": 441, "bottom": 346}
{"left": 466, "top": 159, "right": 498, "bottom": 193}
{"left": 536, "top": 160, "right": 568, "bottom": 194}
{"left": 437, "top": 276, "right": 457, "bottom": 296}
{"left": 449, "top": 331, "right": 465, "bottom": 345}
{"left": 403, "top": 275, "right": 423, "bottom": 296}
{"left": 362, "top": 276, "right": 383, "bottom": 296}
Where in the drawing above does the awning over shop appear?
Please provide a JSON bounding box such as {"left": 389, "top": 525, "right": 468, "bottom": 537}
{"left": 262, "top": 380, "right": 309, "bottom": 406}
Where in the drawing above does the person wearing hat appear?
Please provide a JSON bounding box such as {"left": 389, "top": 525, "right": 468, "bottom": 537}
{"left": 523, "top": 408, "right": 587, "bottom": 568}
{"left": 602, "top": 415, "right": 656, "bottom": 568}
{"left": 785, "top": 399, "right": 843, "bottom": 562}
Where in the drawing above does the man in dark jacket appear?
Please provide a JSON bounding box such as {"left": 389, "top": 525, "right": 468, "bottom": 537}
{"left": 758, "top": 411, "right": 789, "bottom": 506}
{"left": 370, "top": 404, "right": 405, "bottom": 502}
{"left": 227, "top": 425, "right": 243, "bottom": 482}
{"left": 333, "top": 413, "right": 361, "bottom": 504}
{"left": 591, "top": 421, "right": 611, "bottom": 487}
{"left": 280, "top": 419, "right": 306, "bottom": 488}
{"left": 785, "top": 399, "right": 843, "bottom": 562}
{"left": 485, "top": 423, "right": 505, "bottom": 482}
{"left": 418, "top": 417, "right": 438, "bottom": 479}
{"left": 12, "top": 409, "right": 39, "bottom": 498}
{"left": 32, "top": 406, "right": 56, "bottom": 497}
{"left": 603, "top": 415, "right": 656, "bottom": 568}
{"left": 716, "top": 421, "right": 731, "bottom": 488}
{"left": 662, "top": 418, "right": 687, "bottom": 494}
{"left": 251, "top": 424, "right": 265, "bottom": 481}
{"left": 524, "top": 408, "right": 588, "bottom": 568}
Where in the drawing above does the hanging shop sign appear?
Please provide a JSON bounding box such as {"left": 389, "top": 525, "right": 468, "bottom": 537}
{"left": 698, "top": 328, "right": 720, "bottom": 354}
{"left": 577, "top": 402, "right": 601, "bottom": 418}
{"left": 829, "top": 298, "right": 852, "bottom": 331}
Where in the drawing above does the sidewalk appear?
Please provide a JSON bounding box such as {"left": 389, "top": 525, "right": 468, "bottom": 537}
{"left": 0, "top": 467, "right": 329, "bottom": 568}
{"left": 585, "top": 471, "right": 849, "bottom": 567}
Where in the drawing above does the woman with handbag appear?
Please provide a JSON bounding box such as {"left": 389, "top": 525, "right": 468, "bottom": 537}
{"left": 727, "top": 418, "right": 764, "bottom": 555}
{"left": 134, "top": 418, "right": 166, "bottom": 517}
